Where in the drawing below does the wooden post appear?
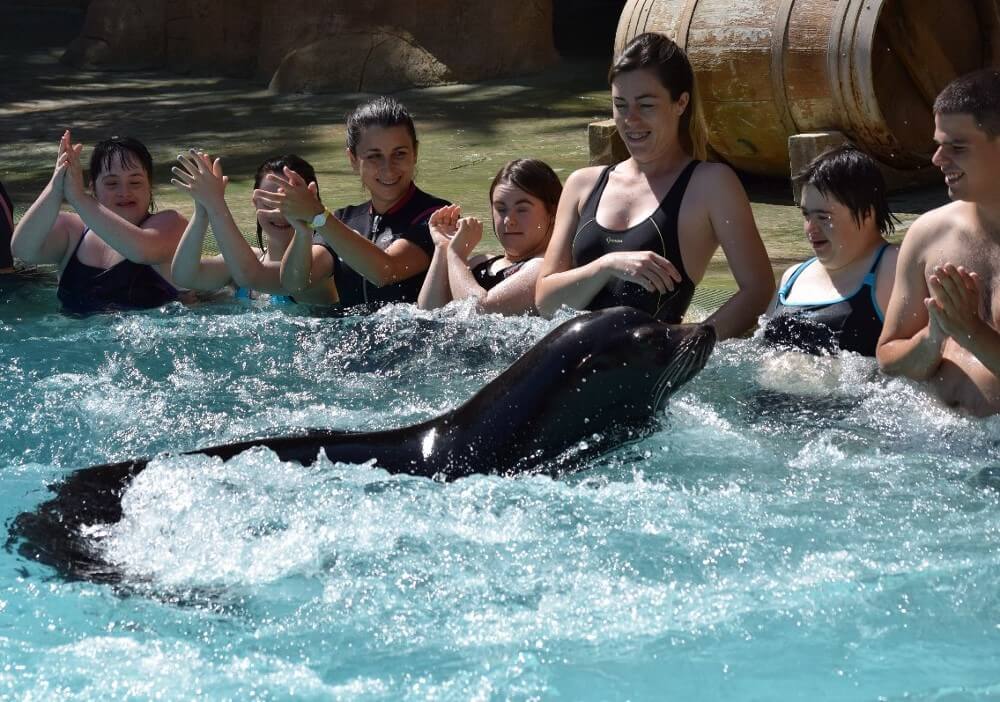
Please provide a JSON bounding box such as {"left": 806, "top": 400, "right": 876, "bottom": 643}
{"left": 588, "top": 119, "right": 629, "bottom": 166}
{"left": 789, "top": 131, "right": 942, "bottom": 201}
{"left": 788, "top": 132, "right": 850, "bottom": 203}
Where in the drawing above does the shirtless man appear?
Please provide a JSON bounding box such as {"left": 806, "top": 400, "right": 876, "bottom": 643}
{"left": 877, "top": 69, "right": 1000, "bottom": 415}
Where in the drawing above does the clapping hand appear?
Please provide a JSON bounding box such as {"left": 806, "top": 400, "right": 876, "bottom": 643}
{"left": 253, "top": 168, "right": 321, "bottom": 224}
{"left": 58, "top": 130, "right": 87, "bottom": 207}
{"left": 428, "top": 204, "right": 462, "bottom": 246}
{"left": 927, "top": 264, "right": 985, "bottom": 346}
{"left": 171, "top": 150, "right": 228, "bottom": 208}
{"left": 449, "top": 216, "right": 483, "bottom": 261}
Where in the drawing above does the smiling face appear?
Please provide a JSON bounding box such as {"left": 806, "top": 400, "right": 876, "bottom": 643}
{"left": 611, "top": 68, "right": 689, "bottom": 163}
{"left": 491, "top": 183, "right": 553, "bottom": 261}
{"left": 799, "top": 185, "right": 879, "bottom": 270}
{"left": 347, "top": 125, "right": 417, "bottom": 212}
{"left": 92, "top": 155, "right": 152, "bottom": 225}
{"left": 932, "top": 112, "right": 1000, "bottom": 204}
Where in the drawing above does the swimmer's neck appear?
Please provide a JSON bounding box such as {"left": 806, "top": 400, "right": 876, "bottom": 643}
{"left": 821, "top": 236, "right": 885, "bottom": 275}
{"left": 371, "top": 183, "right": 416, "bottom": 215}
{"left": 623, "top": 142, "right": 691, "bottom": 179}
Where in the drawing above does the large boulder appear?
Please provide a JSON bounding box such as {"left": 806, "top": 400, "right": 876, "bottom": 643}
{"left": 62, "top": 0, "right": 166, "bottom": 69}
{"left": 269, "top": 29, "right": 451, "bottom": 93}
{"left": 165, "top": 0, "right": 262, "bottom": 77}
{"left": 62, "top": 0, "right": 558, "bottom": 89}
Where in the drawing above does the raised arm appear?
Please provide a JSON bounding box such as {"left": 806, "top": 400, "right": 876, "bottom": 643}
{"left": 169, "top": 202, "right": 232, "bottom": 291}
{"left": 173, "top": 151, "right": 284, "bottom": 294}
{"left": 444, "top": 216, "right": 543, "bottom": 315}
{"left": 876, "top": 219, "right": 946, "bottom": 379}
{"left": 256, "top": 170, "right": 430, "bottom": 287}
{"left": 417, "top": 205, "right": 460, "bottom": 310}
{"left": 699, "top": 164, "right": 775, "bottom": 340}
{"left": 62, "top": 133, "right": 185, "bottom": 264}
{"left": 11, "top": 131, "right": 81, "bottom": 265}
{"left": 278, "top": 219, "right": 338, "bottom": 304}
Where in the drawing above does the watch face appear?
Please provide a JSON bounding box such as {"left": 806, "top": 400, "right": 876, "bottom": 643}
{"left": 375, "top": 229, "right": 396, "bottom": 249}
{"left": 312, "top": 211, "right": 328, "bottom": 227}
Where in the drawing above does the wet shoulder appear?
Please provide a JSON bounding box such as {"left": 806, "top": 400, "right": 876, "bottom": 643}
{"left": 904, "top": 201, "right": 970, "bottom": 244}
{"left": 564, "top": 166, "right": 607, "bottom": 192}
{"left": 144, "top": 208, "right": 187, "bottom": 233}
{"left": 686, "top": 161, "right": 741, "bottom": 197}
{"left": 563, "top": 166, "right": 608, "bottom": 209}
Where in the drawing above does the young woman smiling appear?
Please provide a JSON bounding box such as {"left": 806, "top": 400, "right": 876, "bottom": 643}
{"left": 763, "top": 145, "right": 900, "bottom": 356}
{"left": 534, "top": 33, "right": 773, "bottom": 339}
{"left": 11, "top": 131, "right": 187, "bottom": 313}
{"left": 418, "top": 158, "right": 562, "bottom": 315}
{"left": 259, "top": 96, "right": 449, "bottom": 310}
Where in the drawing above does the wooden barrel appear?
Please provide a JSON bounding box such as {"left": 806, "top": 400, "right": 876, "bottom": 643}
{"left": 615, "top": 0, "right": 998, "bottom": 176}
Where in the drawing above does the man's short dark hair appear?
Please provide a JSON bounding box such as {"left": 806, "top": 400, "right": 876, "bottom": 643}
{"left": 934, "top": 69, "right": 1000, "bottom": 138}
{"left": 793, "top": 145, "right": 898, "bottom": 237}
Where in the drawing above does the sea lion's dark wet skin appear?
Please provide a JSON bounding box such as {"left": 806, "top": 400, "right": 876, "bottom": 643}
{"left": 9, "top": 307, "right": 715, "bottom": 581}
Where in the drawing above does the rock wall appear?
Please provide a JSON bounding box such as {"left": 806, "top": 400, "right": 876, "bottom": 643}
{"left": 63, "top": 0, "right": 558, "bottom": 91}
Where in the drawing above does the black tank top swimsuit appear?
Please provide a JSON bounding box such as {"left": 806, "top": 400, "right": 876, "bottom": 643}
{"left": 763, "top": 243, "right": 890, "bottom": 356}
{"left": 57, "top": 228, "right": 179, "bottom": 314}
{"left": 471, "top": 255, "right": 528, "bottom": 291}
{"left": 571, "top": 160, "right": 700, "bottom": 323}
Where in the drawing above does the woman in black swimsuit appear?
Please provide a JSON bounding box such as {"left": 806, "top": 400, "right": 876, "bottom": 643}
{"left": 762, "top": 145, "right": 900, "bottom": 357}
{"left": 11, "top": 131, "right": 187, "bottom": 313}
{"left": 418, "top": 158, "right": 562, "bottom": 315}
{"left": 535, "top": 33, "right": 773, "bottom": 339}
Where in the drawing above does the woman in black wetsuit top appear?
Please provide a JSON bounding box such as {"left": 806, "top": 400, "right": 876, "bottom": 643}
{"left": 418, "top": 158, "right": 562, "bottom": 315}
{"left": 535, "top": 33, "right": 773, "bottom": 340}
{"left": 255, "top": 96, "right": 448, "bottom": 311}
{"left": 762, "top": 145, "right": 900, "bottom": 357}
{"left": 11, "top": 131, "right": 187, "bottom": 314}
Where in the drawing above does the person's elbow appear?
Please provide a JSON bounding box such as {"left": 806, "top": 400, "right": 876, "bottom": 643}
{"left": 280, "top": 269, "right": 311, "bottom": 294}
{"left": 9, "top": 229, "right": 36, "bottom": 262}
{"left": 875, "top": 339, "right": 910, "bottom": 378}
{"left": 534, "top": 284, "right": 557, "bottom": 319}
{"left": 169, "top": 265, "right": 198, "bottom": 291}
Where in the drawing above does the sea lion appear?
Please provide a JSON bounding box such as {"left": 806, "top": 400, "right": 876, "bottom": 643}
{"left": 9, "top": 307, "right": 715, "bottom": 581}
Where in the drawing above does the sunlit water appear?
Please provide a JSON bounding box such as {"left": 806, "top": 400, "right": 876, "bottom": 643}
{"left": 2, "top": 280, "right": 999, "bottom": 701}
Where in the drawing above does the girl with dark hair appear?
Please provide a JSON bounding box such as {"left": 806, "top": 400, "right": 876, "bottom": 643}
{"left": 259, "top": 96, "right": 449, "bottom": 310}
{"left": 535, "top": 32, "right": 773, "bottom": 340}
{"left": 169, "top": 150, "right": 337, "bottom": 304}
{"left": 762, "top": 145, "right": 900, "bottom": 357}
{"left": 418, "top": 158, "right": 562, "bottom": 315}
{"left": 11, "top": 131, "right": 188, "bottom": 313}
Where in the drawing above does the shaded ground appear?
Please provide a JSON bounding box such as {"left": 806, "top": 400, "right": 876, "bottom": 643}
{"left": 0, "top": 4, "right": 949, "bottom": 291}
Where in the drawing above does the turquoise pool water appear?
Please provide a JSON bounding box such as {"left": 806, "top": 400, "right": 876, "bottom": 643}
{"left": 2, "top": 279, "right": 999, "bottom": 701}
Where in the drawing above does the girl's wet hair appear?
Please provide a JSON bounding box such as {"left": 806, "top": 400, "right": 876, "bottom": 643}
{"left": 89, "top": 136, "right": 155, "bottom": 211}
{"left": 488, "top": 159, "right": 562, "bottom": 216}
{"left": 253, "top": 154, "right": 319, "bottom": 251}
{"left": 345, "top": 96, "right": 418, "bottom": 155}
{"left": 608, "top": 33, "right": 707, "bottom": 160}
{"left": 793, "top": 144, "right": 899, "bottom": 237}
